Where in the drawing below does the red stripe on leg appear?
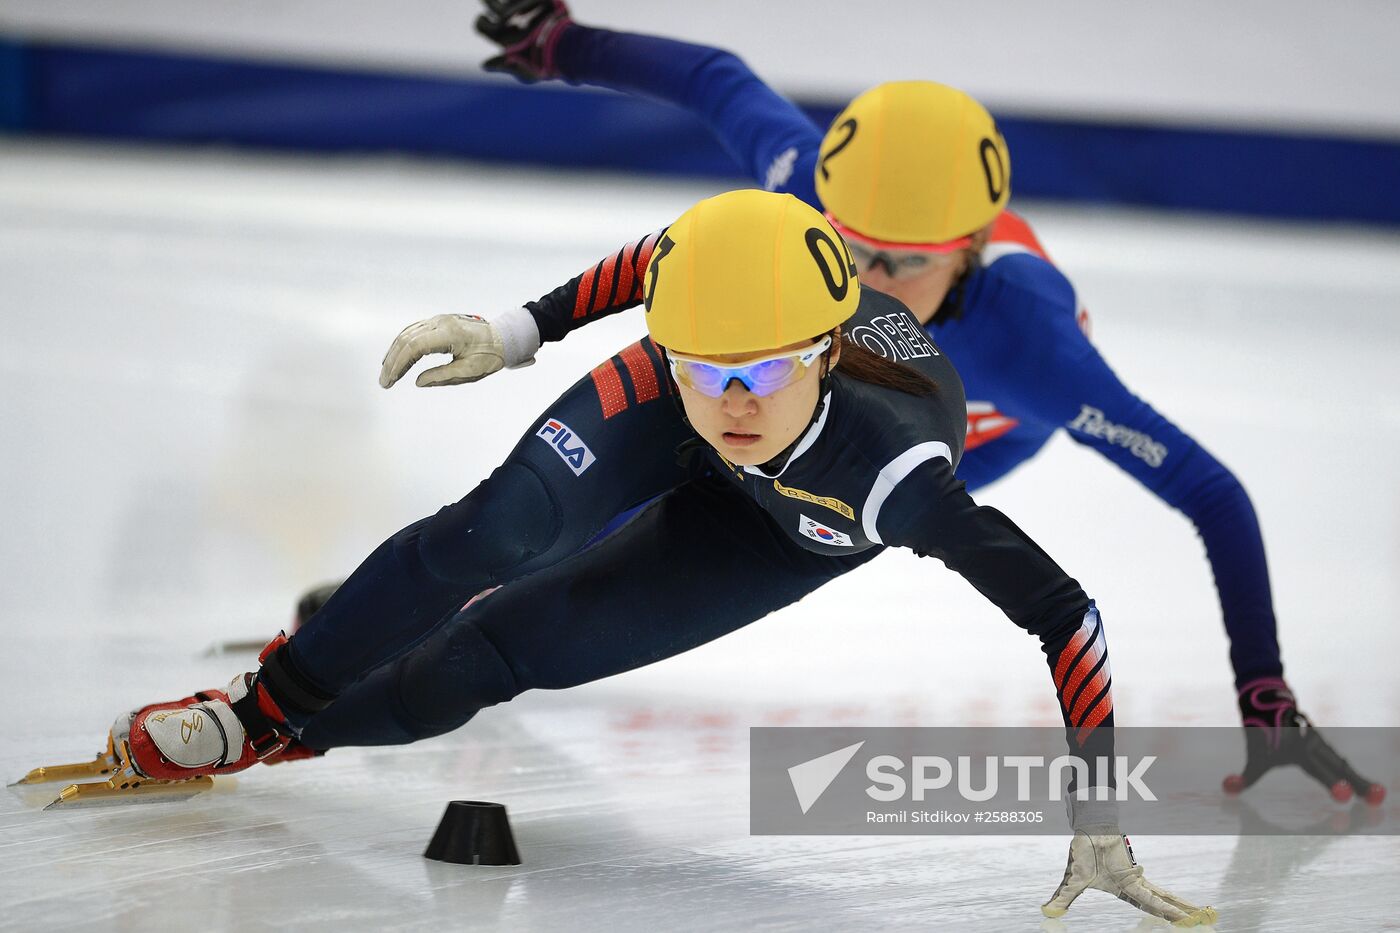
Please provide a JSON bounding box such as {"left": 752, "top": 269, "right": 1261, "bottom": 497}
{"left": 1076, "top": 691, "right": 1114, "bottom": 745}
{"left": 619, "top": 341, "right": 660, "bottom": 404}
{"left": 1061, "top": 646, "right": 1103, "bottom": 710}
{"left": 1053, "top": 628, "right": 1090, "bottom": 692}
{"left": 590, "top": 360, "right": 628, "bottom": 419}
{"left": 1069, "top": 668, "right": 1110, "bottom": 725}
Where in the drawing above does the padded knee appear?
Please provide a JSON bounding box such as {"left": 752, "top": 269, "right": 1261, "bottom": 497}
{"left": 409, "top": 461, "right": 563, "bottom": 587}
{"left": 393, "top": 614, "right": 523, "bottom": 735}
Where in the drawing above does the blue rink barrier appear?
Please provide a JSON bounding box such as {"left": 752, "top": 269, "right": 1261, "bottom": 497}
{"left": 3, "top": 39, "right": 1398, "bottom": 227}
{"left": 0, "top": 39, "right": 30, "bottom": 131}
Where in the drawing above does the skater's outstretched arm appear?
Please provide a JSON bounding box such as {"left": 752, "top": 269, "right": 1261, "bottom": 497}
{"left": 986, "top": 254, "right": 1283, "bottom": 691}
{"left": 379, "top": 229, "right": 664, "bottom": 390}
{"left": 875, "top": 454, "right": 1218, "bottom": 927}
{"left": 874, "top": 452, "right": 1112, "bottom": 760}
{"left": 476, "top": 0, "right": 824, "bottom": 202}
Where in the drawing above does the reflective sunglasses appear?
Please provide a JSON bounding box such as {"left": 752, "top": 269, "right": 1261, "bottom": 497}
{"left": 845, "top": 241, "right": 964, "bottom": 280}
{"left": 666, "top": 335, "right": 833, "bottom": 398}
{"left": 825, "top": 211, "right": 970, "bottom": 280}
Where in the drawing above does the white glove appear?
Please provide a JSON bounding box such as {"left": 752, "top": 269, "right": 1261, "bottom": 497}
{"left": 1042, "top": 832, "right": 1218, "bottom": 927}
{"left": 379, "top": 307, "right": 541, "bottom": 389}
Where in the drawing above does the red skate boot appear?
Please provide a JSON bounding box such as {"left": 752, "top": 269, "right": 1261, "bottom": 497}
{"left": 127, "top": 635, "right": 300, "bottom": 781}
{"left": 14, "top": 635, "right": 331, "bottom": 809}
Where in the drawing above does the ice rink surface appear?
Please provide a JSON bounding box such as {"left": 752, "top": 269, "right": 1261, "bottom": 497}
{"left": 2, "top": 140, "right": 1399, "bottom": 931}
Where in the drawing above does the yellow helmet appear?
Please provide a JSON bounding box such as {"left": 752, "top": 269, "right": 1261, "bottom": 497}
{"left": 815, "top": 80, "right": 1011, "bottom": 248}
{"left": 643, "top": 189, "right": 860, "bottom": 355}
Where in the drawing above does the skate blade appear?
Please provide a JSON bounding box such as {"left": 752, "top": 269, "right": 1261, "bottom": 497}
{"left": 9, "top": 753, "right": 115, "bottom": 786}
{"left": 42, "top": 774, "right": 215, "bottom": 811}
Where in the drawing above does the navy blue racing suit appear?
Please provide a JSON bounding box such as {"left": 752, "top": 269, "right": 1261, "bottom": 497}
{"left": 289, "top": 271, "right": 1112, "bottom": 769}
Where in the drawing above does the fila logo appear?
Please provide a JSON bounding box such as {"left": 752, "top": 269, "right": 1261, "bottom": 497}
{"left": 799, "top": 514, "right": 854, "bottom": 547}
{"left": 536, "top": 419, "right": 596, "bottom": 475}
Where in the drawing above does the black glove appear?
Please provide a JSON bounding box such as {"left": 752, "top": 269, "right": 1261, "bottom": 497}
{"left": 1226, "top": 677, "right": 1386, "bottom": 804}
{"left": 475, "top": 0, "right": 574, "bottom": 82}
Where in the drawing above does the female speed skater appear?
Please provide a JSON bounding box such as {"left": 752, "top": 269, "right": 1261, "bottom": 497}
{"left": 446, "top": 0, "right": 1383, "bottom": 804}
{"left": 95, "top": 191, "right": 1213, "bottom": 925}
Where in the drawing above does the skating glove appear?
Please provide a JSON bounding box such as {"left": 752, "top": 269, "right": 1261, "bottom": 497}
{"left": 1226, "top": 677, "right": 1385, "bottom": 804}
{"left": 1042, "top": 832, "right": 1218, "bottom": 927}
{"left": 379, "top": 307, "right": 540, "bottom": 388}
{"left": 475, "top": 0, "right": 574, "bottom": 82}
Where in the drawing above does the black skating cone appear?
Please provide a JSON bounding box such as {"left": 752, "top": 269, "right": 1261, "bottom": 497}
{"left": 423, "top": 800, "right": 521, "bottom": 865}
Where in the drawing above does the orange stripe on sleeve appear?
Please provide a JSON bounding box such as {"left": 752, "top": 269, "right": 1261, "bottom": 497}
{"left": 630, "top": 233, "right": 660, "bottom": 301}
{"left": 614, "top": 240, "right": 638, "bottom": 305}
{"left": 592, "top": 251, "right": 619, "bottom": 313}
{"left": 573, "top": 266, "right": 597, "bottom": 320}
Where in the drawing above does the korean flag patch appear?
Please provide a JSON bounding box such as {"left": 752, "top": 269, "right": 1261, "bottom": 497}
{"left": 799, "top": 514, "right": 853, "bottom": 547}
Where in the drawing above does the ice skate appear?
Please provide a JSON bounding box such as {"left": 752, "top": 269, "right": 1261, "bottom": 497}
{"left": 12, "top": 716, "right": 321, "bottom": 811}
{"left": 11, "top": 710, "right": 215, "bottom": 810}
{"left": 12, "top": 636, "right": 320, "bottom": 810}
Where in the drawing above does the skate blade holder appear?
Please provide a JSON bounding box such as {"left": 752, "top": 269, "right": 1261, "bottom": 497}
{"left": 9, "top": 752, "right": 116, "bottom": 787}
{"left": 42, "top": 774, "right": 215, "bottom": 810}
{"left": 10, "top": 749, "right": 215, "bottom": 810}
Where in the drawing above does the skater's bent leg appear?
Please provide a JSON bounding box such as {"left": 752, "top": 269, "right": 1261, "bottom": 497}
{"left": 300, "top": 477, "right": 880, "bottom": 749}
{"left": 286, "top": 460, "right": 558, "bottom": 694}
{"left": 299, "top": 613, "right": 519, "bottom": 747}
{"left": 286, "top": 341, "right": 693, "bottom": 702}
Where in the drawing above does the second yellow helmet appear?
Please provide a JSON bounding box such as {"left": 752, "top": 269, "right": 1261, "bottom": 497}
{"left": 815, "top": 81, "right": 1011, "bottom": 247}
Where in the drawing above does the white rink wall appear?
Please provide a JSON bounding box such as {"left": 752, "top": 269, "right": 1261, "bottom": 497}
{"left": 3, "top": 0, "right": 1399, "bottom": 136}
